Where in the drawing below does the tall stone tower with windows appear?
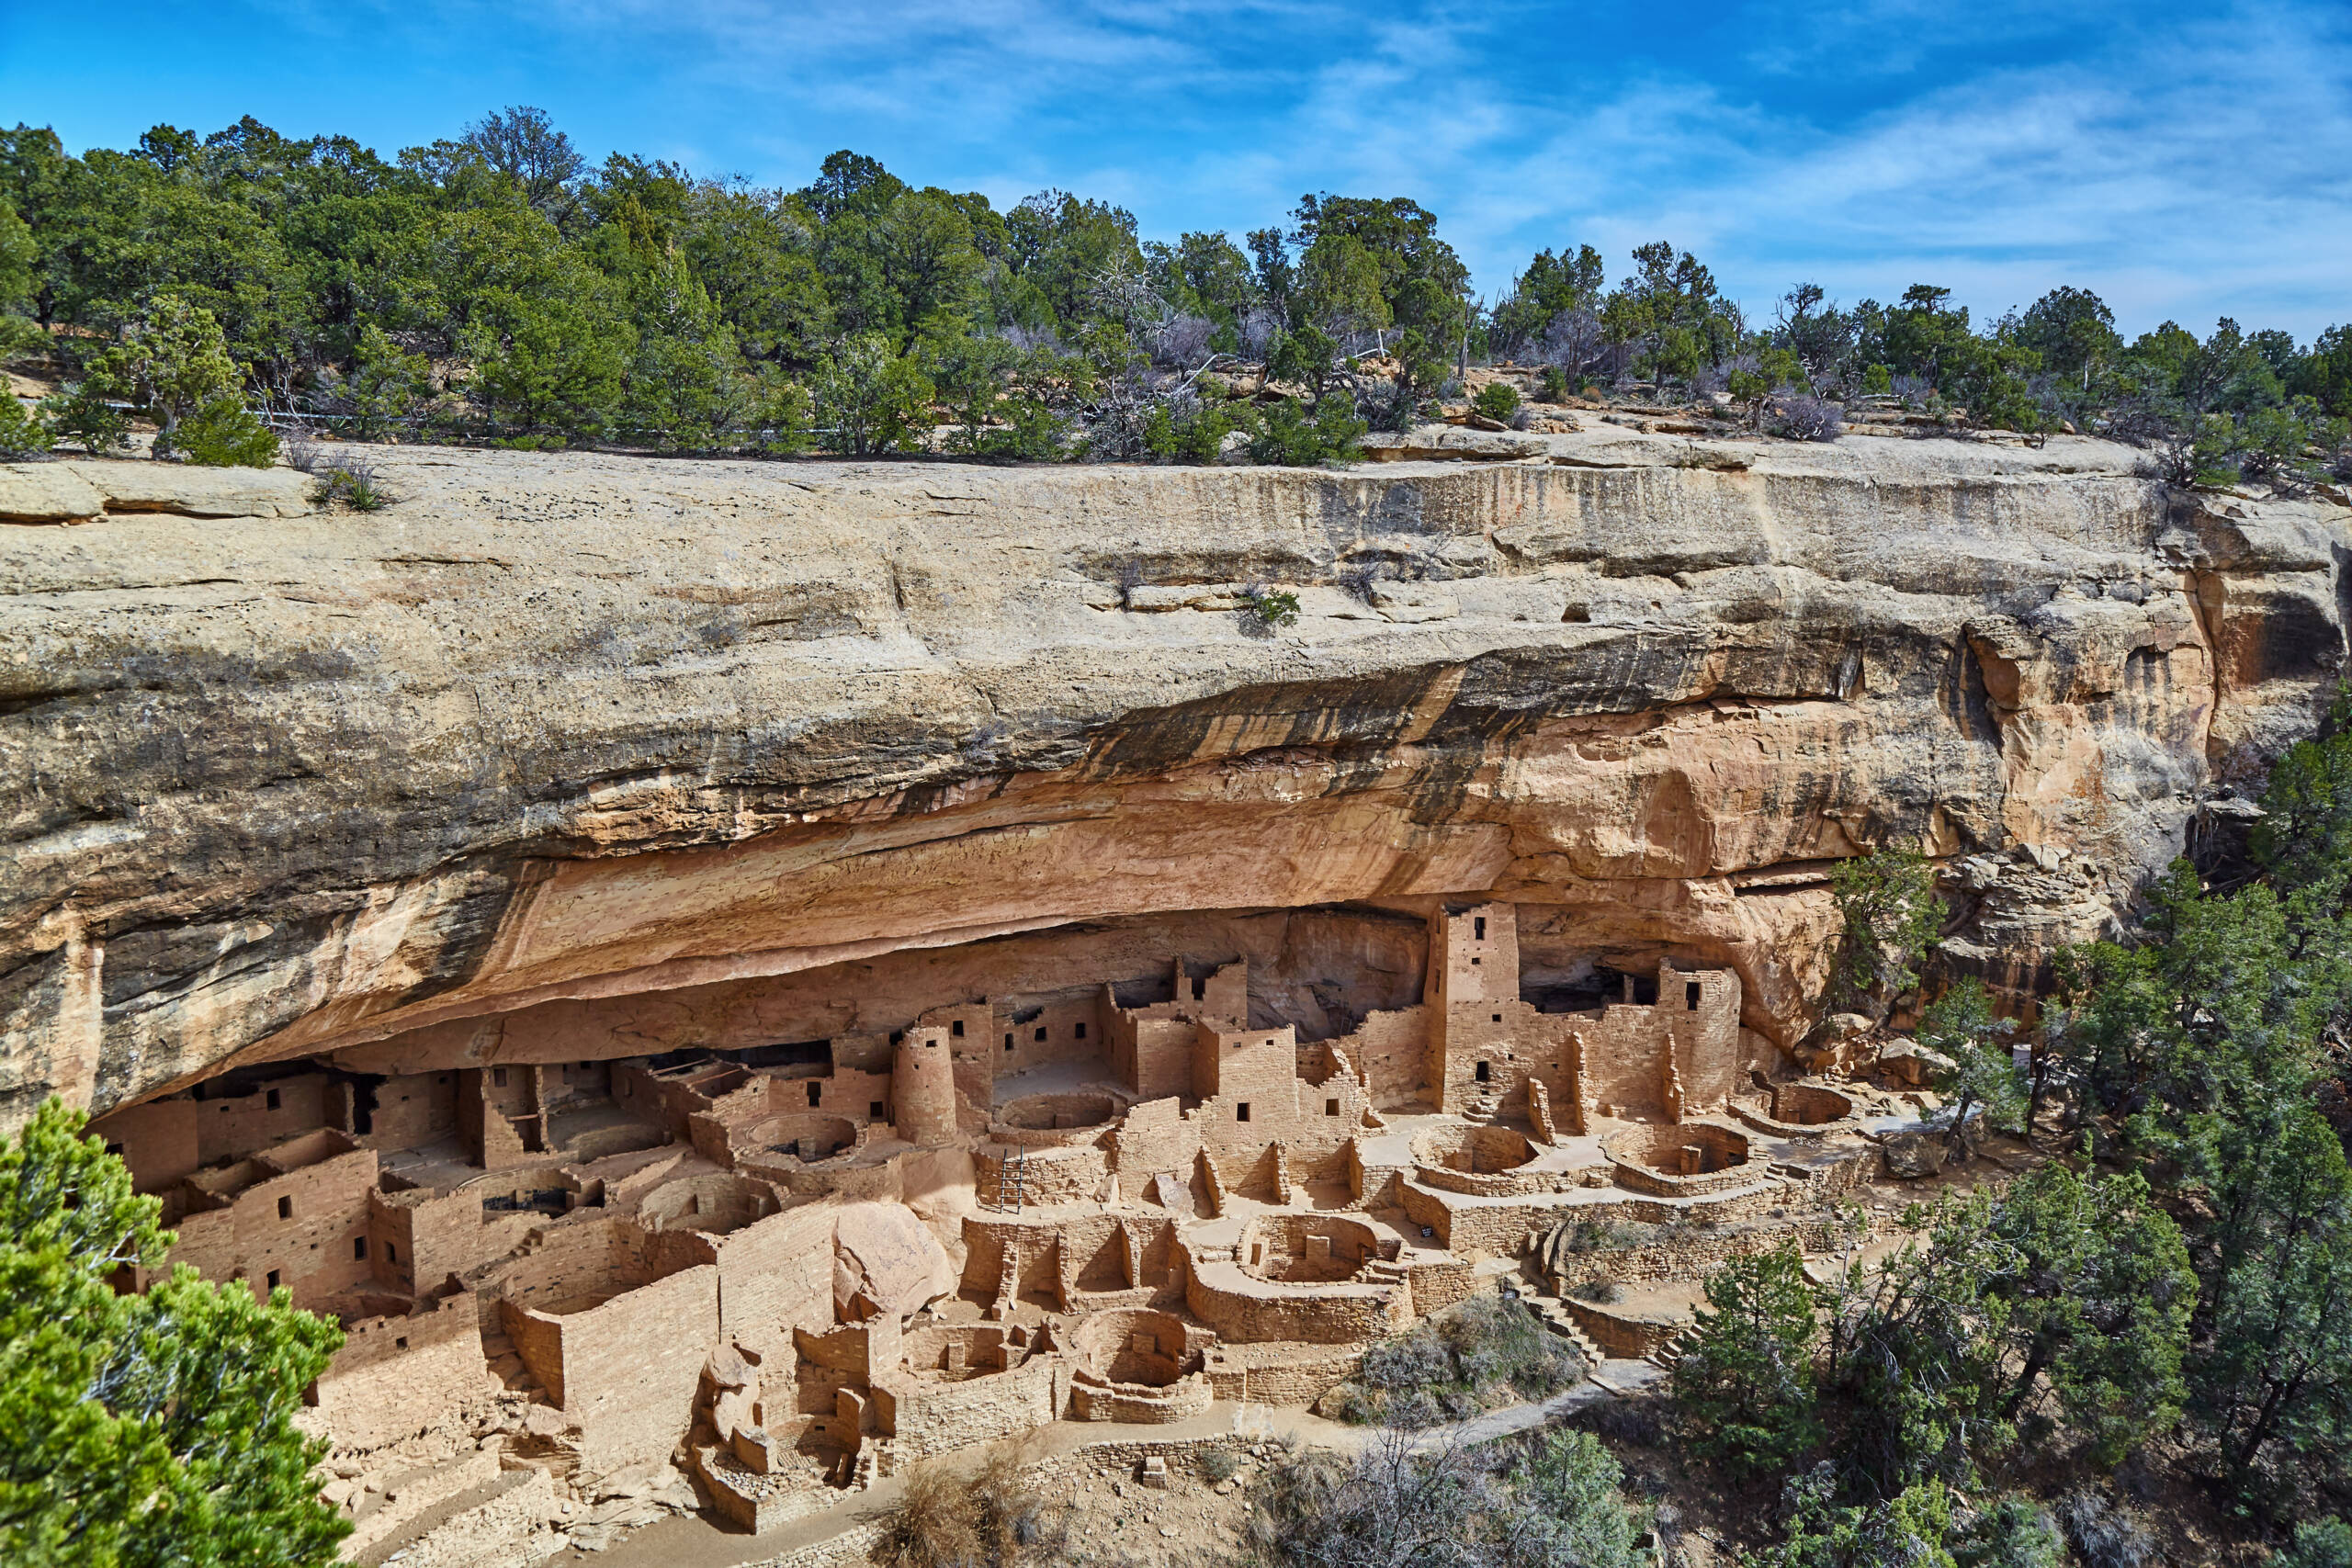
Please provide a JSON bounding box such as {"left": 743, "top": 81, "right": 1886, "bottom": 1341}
{"left": 1424, "top": 901, "right": 1524, "bottom": 1112}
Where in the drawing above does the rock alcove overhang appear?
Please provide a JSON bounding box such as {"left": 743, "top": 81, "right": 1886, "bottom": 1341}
{"left": 2, "top": 434, "right": 2346, "bottom": 1127}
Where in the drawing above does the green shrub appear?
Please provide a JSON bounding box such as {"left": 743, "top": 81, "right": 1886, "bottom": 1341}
{"left": 1247, "top": 394, "right": 1365, "bottom": 466}
{"left": 1670, "top": 1241, "right": 1822, "bottom": 1477}
{"left": 0, "top": 393, "right": 51, "bottom": 458}
{"left": 174, "top": 396, "right": 278, "bottom": 468}
{"left": 1337, "top": 1294, "right": 1579, "bottom": 1426}
{"left": 1141, "top": 396, "right": 1246, "bottom": 464}
{"left": 1472, "top": 380, "right": 1521, "bottom": 420}
{"left": 0, "top": 1101, "right": 350, "bottom": 1568}
{"left": 41, "top": 381, "right": 130, "bottom": 455}
{"left": 313, "top": 460, "right": 393, "bottom": 512}
{"left": 1243, "top": 585, "right": 1301, "bottom": 628}
{"left": 1198, "top": 1447, "right": 1243, "bottom": 1484}
{"left": 2279, "top": 1518, "right": 2352, "bottom": 1568}
{"left": 1539, "top": 366, "right": 1571, "bottom": 402}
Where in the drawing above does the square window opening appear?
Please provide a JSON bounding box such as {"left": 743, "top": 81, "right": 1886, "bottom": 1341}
{"left": 1686, "top": 981, "right": 1702, "bottom": 1011}
{"left": 492, "top": 1067, "right": 506, "bottom": 1089}
{"left": 266, "top": 1270, "right": 280, "bottom": 1290}
{"left": 1475, "top": 1061, "right": 1492, "bottom": 1083}
{"left": 869, "top": 1101, "right": 885, "bottom": 1120}
{"left": 1471, "top": 956, "right": 1481, "bottom": 966}
{"left": 277, "top": 1195, "right": 293, "bottom": 1220}
{"left": 1237, "top": 1103, "right": 1251, "bottom": 1122}
{"left": 951, "top": 1020, "right": 964, "bottom": 1037}
{"left": 1075, "top": 1022, "right": 1087, "bottom": 1040}
{"left": 1474, "top": 916, "right": 1487, "bottom": 941}
{"left": 807, "top": 1082, "right": 822, "bottom": 1107}
{"left": 395, "top": 1337, "right": 408, "bottom": 1350}
{"left": 384, "top": 1242, "right": 397, "bottom": 1265}
{"left": 1492, "top": 1013, "right": 1502, "bottom": 1023}
{"left": 105, "top": 1141, "right": 125, "bottom": 1156}
{"left": 1035, "top": 1026, "right": 1047, "bottom": 1043}
{"left": 266, "top": 1089, "right": 281, "bottom": 1111}
{"left": 1004, "top": 1033, "right": 1015, "bottom": 1052}
{"left": 354, "top": 1236, "right": 368, "bottom": 1260}
{"left": 1325, "top": 1098, "right": 1340, "bottom": 1116}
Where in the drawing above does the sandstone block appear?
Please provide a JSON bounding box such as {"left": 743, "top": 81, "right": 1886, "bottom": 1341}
{"left": 0, "top": 462, "right": 104, "bottom": 523}
{"left": 832, "top": 1201, "right": 954, "bottom": 1320}
{"left": 62, "top": 459, "right": 312, "bottom": 518}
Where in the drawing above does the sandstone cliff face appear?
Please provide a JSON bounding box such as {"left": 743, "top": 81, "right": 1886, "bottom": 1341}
{"left": 3, "top": 431, "right": 2345, "bottom": 1123}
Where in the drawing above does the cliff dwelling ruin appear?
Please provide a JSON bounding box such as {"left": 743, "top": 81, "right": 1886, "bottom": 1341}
{"left": 16, "top": 429, "right": 2349, "bottom": 1563}
{"left": 85, "top": 896, "right": 1891, "bottom": 1540}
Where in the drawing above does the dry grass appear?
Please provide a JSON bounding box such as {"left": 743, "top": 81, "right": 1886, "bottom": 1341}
{"left": 875, "top": 1441, "right": 1061, "bottom": 1568}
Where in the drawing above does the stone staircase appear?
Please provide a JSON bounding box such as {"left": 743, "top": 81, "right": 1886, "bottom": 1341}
{"left": 1517, "top": 1286, "right": 1607, "bottom": 1369}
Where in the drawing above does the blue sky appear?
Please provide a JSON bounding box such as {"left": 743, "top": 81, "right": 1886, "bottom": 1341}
{"left": 5, "top": 0, "right": 2348, "bottom": 338}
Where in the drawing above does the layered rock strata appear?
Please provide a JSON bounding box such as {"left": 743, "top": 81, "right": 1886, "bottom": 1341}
{"left": 2, "top": 431, "right": 2346, "bottom": 1121}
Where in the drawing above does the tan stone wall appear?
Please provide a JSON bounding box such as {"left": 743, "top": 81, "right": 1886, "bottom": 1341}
{"left": 877, "top": 1351, "right": 1060, "bottom": 1458}
{"left": 714, "top": 1201, "right": 842, "bottom": 1366}
{"left": 994, "top": 992, "right": 1109, "bottom": 1077}
{"left": 165, "top": 1139, "right": 379, "bottom": 1307}
{"left": 501, "top": 1298, "right": 569, "bottom": 1404}
{"left": 1184, "top": 1264, "right": 1405, "bottom": 1345}
{"left": 365, "top": 1069, "right": 459, "bottom": 1150}
{"left": 190, "top": 1073, "right": 338, "bottom": 1166}
{"left": 88, "top": 1097, "right": 198, "bottom": 1194}
{"left": 497, "top": 1213, "right": 648, "bottom": 1314}
{"left": 894, "top": 1028, "right": 961, "bottom": 1145}
{"left": 313, "top": 1293, "right": 487, "bottom": 1449}
{"left": 559, "top": 1263, "right": 721, "bottom": 1472}
{"left": 1118, "top": 1016, "right": 1195, "bottom": 1103}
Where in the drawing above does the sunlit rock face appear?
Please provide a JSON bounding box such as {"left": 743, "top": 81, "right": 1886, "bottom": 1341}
{"left": 3, "top": 432, "right": 2344, "bottom": 1123}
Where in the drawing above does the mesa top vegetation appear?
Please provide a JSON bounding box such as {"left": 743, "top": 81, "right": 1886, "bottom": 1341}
{"left": 2, "top": 107, "right": 2348, "bottom": 478}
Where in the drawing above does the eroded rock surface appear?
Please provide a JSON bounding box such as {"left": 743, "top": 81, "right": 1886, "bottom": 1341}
{"left": 3, "top": 432, "right": 2346, "bottom": 1121}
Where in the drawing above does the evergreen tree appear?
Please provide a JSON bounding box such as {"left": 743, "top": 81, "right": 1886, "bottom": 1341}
{"left": 0, "top": 1101, "right": 348, "bottom": 1568}
{"left": 1671, "top": 1241, "right": 1823, "bottom": 1476}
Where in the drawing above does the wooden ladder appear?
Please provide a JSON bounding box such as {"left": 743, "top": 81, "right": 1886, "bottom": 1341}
{"left": 993, "top": 1143, "right": 1026, "bottom": 1212}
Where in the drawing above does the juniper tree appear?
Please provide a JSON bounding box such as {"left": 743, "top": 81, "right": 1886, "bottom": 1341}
{"left": 0, "top": 1101, "right": 348, "bottom": 1568}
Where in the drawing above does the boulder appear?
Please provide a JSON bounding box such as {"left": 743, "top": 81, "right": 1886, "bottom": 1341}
{"left": 832, "top": 1202, "right": 954, "bottom": 1322}
{"left": 1877, "top": 1129, "right": 1949, "bottom": 1179}
{"left": 1878, "top": 1041, "right": 1956, "bottom": 1087}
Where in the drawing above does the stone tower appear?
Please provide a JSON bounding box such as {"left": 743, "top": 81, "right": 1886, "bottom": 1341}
{"left": 1425, "top": 901, "right": 1522, "bottom": 1112}
{"left": 893, "top": 1025, "right": 958, "bottom": 1145}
